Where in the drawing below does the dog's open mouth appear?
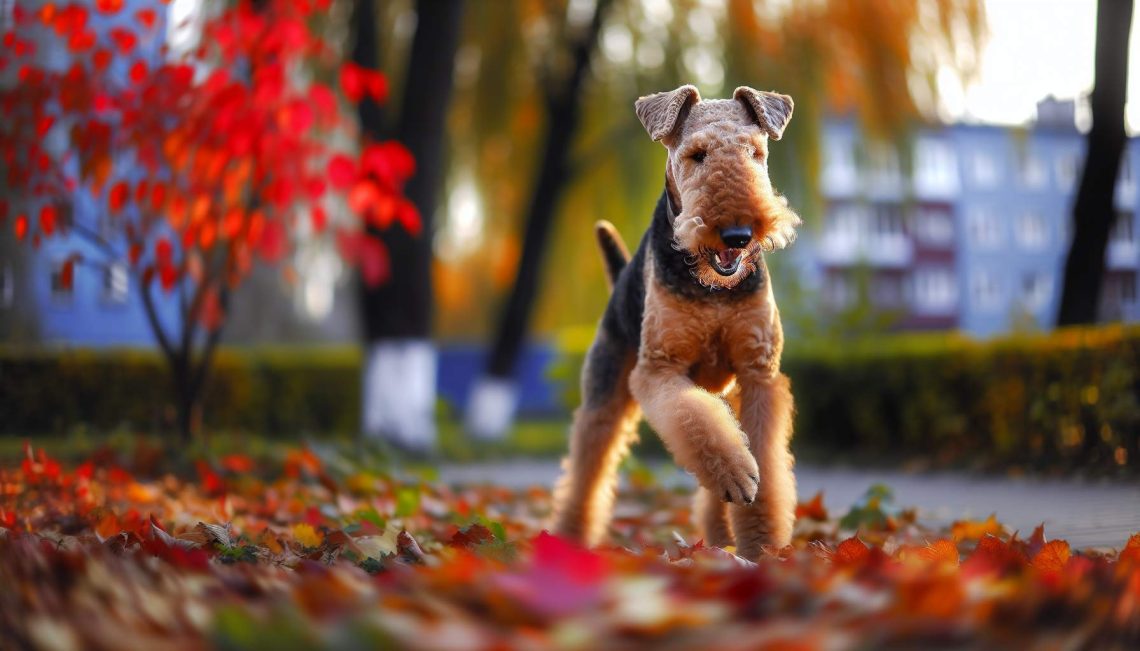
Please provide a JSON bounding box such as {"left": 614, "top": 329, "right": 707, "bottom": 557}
{"left": 709, "top": 248, "right": 745, "bottom": 276}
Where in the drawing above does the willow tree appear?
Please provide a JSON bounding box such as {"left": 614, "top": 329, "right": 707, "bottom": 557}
{"left": 445, "top": 0, "right": 983, "bottom": 438}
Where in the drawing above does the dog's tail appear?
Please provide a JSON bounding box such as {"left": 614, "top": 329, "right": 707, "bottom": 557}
{"left": 595, "top": 220, "right": 630, "bottom": 291}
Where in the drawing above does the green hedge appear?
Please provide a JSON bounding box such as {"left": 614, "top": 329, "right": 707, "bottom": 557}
{"left": 3, "top": 326, "right": 1140, "bottom": 473}
{"left": 552, "top": 325, "right": 1140, "bottom": 473}
{"left": 0, "top": 347, "right": 362, "bottom": 436}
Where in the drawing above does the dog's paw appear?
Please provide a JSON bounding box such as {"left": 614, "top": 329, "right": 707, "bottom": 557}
{"left": 699, "top": 441, "right": 759, "bottom": 505}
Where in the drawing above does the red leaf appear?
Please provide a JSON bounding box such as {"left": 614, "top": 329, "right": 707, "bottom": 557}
{"left": 60, "top": 259, "right": 74, "bottom": 291}
{"left": 327, "top": 154, "right": 357, "bottom": 190}
{"left": 493, "top": 532, "right": 609, "bottom": 617}
{"left": 110, "top": 28, "right": 137, "bottom": 54}
{"left": 39, "top": 204, "right": 57, "bottom": 236}
{"left": 129, "top": 60, "right": 147, "bottom": 85}
{"left": 395, "top": 199, "right": 421, "bottom": 236}
{"left": 155, "top": 238, "right": 173, "bottom": 265}
{"left": 258, "top": 219, "right": 287, "bottom": 262}
{"left": 67, "top": 29, "right": 96, "bottom": 52}
{"left": 220, "top": 454, "right": 254, "bottom": 474}
{"left": 14, "top": 214, "right": 27, "bottom": 240}
{"left": 95, "top": 0, "right": 124, "bottom": 14}
{"left": 36, "top": 115, "right": 54, "bottom": 137}
{"left": 310, "top": 206, "right": 327, "bottom": 233}
{"left": 135, "top": 8, "right": 157, "bottom": 29}
{"left": 109, "top": 181, "right": 129, "bottom": 212}
{"left": 159, "top": 263, "right": 177, "bottom": 292}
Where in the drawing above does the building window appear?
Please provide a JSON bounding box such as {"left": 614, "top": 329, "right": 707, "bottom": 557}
{"left": 913, "top": 206, "right": 954, "bottom": 246}
{"left": 0, "top": 265, "right": 12, "bottom": 309}
{"left": 912, "top": 267, "right": 957, "bottom": 312}
{"left": 1017, "top": 153, "right": 1047, "bottom": 189}
{"left": 50, "top": 259, "right": 74, "bottom": 304}
{"left": 825, "top": 274, "right": 854, "bottom": 309}
{"left": 867, "top": 144, "right": 901, "bottom": 186}
{"left": 1021, "top": 272, "right": 1052, "bottom": 311}
{"left": 873, "top": 274, "right": 904, "bottom": 308}
{"left": 915, "top": 138, "right": 957, "bottom": 191}
{"left": 971, "top": 271, "right": 1003, "bottom": 311}
{"left": 1111, "top": 211, "right": 1135, "bottom": 244}
{"left": 872, "top": 204, "right": 905, "bottom": 236}
{"left": 1055, "top": 151, "right": 1080, "bottom": 191}
{"left": 968, "top": 207, "right": 1003, "bottom": 248}
{"left": 1015, "top": 211, "right": 1048, "bottom": 249}
{"left": 969, "top": 151, "right": 1000, "bottom": 187}
{"left": 102, "top": 262, "right": 129, "bottom": 304}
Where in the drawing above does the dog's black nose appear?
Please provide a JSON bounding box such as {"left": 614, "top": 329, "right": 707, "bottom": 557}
{"left": 720, "top": 226, "right": 752, "bottom": 249}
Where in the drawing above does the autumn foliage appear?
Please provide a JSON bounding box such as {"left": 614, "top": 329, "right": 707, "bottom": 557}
{"left": 2, "top": 444, "right": 1140, "bottom": 649}
{"left": 1, "top": 0, "right": 417, "bottom": 438}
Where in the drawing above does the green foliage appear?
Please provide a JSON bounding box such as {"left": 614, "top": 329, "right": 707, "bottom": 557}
{"left": 0, "top": 346, "right": 362, "bottom": 437}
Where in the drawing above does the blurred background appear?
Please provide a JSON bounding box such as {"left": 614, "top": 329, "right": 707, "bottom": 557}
{"left": 3, "top": 0, "right": 1140, "bottom": 478}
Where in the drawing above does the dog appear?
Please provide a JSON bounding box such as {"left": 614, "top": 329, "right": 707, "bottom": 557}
{"left": 551, "top": 85, "right": 801, "bottom": 559}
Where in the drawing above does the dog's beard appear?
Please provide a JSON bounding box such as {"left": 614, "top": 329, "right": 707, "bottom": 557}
{"left": 672, "top": 240, "right": 763, "bottom": 290}
{"left": 671, "top": 212, "right": 800, "bottom": 290}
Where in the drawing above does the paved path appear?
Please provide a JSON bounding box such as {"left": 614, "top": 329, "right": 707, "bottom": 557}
{"left": 439, "top": 460, "right": 1140, "bottom": 549}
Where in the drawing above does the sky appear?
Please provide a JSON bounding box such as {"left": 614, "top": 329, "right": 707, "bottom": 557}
{"left": 954, "top": 0, "right": 1140, "bottom": 127}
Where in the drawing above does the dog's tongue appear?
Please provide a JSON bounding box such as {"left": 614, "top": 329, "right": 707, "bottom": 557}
{"left": 717, "top": 249, "right": 738, "bottom": 267}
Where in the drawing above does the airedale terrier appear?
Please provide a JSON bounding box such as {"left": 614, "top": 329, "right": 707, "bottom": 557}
{"left": 551, "top": 85, "right": 801, "bottom": 559}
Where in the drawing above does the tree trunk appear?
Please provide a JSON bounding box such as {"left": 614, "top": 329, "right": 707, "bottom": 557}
{"left": 1057, "top": 0, "right": 1133, "bottom": 326}
{"left": 466, "top": 0, "right": 612, "bottom": 439}
{"left": 354, "top": 0, "right": 464, "bottom": 451}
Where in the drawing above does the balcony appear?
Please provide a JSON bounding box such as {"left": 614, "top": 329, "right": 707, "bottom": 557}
{"left": 817, "top": 232, "right": 914, "bottom": 268}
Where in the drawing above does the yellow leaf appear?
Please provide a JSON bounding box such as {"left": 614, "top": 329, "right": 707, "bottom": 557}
{"left": 293, "top": 523, "right": 323, "bottom": 549}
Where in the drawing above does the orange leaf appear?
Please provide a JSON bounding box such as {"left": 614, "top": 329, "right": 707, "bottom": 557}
{"left": 919, "top": 539, "right": 960, "bottom": 566}
{"left": 834, "top": 536, "right": 869, "bottom": 565}
{"left": 1118, "top": 534, "right": 1140, "bottom": 566}
{"left": 1032, "top": 540, "right": 1071, "bottom": 573}
{"left": 950, "top": 514, "right": 1002, "bottom": 541}
{"left": 795, "top": 491, "right": 828, "bottom": 522}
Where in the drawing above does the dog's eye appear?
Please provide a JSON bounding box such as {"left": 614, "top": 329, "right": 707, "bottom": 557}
{"left": 690, "top": 150, "right": 707, "bottom": 164}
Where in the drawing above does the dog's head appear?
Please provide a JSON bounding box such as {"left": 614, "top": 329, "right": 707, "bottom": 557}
{"left": 635, "top": 85, "right": 801, "bottom": 289}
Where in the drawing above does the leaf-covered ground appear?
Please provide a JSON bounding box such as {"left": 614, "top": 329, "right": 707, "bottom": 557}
{"left": 3, "top": 443, "right": 1140, "bottom": 650}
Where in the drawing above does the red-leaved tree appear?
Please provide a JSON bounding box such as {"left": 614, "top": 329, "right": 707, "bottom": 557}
{"left": 0, "top": 0, "right": 417, "bottom": 441}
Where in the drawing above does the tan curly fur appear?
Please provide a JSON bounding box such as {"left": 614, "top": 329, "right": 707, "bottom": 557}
{"left": 550, "top": 85, "right": 799, "bottom": 558}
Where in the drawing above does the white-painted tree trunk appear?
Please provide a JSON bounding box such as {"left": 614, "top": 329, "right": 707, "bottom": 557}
{"left": 362, "top": 339, "right": 438, "bottom": 452}
{"left": 464, "top": 375, "right": 519, "bottom": 441}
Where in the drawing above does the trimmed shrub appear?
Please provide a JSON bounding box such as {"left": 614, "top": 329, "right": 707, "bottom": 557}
{"left": 552, "top": 325, "right": 1140, "bottom": 473}
{"left": 0, "top": 347, "right": 362, "bottom": 436}
{"left": 3, "top": 325, "right": 1139, "bottom": 473}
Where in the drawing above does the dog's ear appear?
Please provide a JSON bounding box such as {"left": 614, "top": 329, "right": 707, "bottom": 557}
{"left": 733, "top": 87, "right": 793, "bottom": 140}
{"left": 635, "top": 85, "right": 701, "bottom": 142}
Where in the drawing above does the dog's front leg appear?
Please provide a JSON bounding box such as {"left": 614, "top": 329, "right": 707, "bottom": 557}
{"left": 630, "top": 358, "right": 759, "bottom": 505}
{"left": 729, "top": 370, "right": 796, "bottom": 558}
